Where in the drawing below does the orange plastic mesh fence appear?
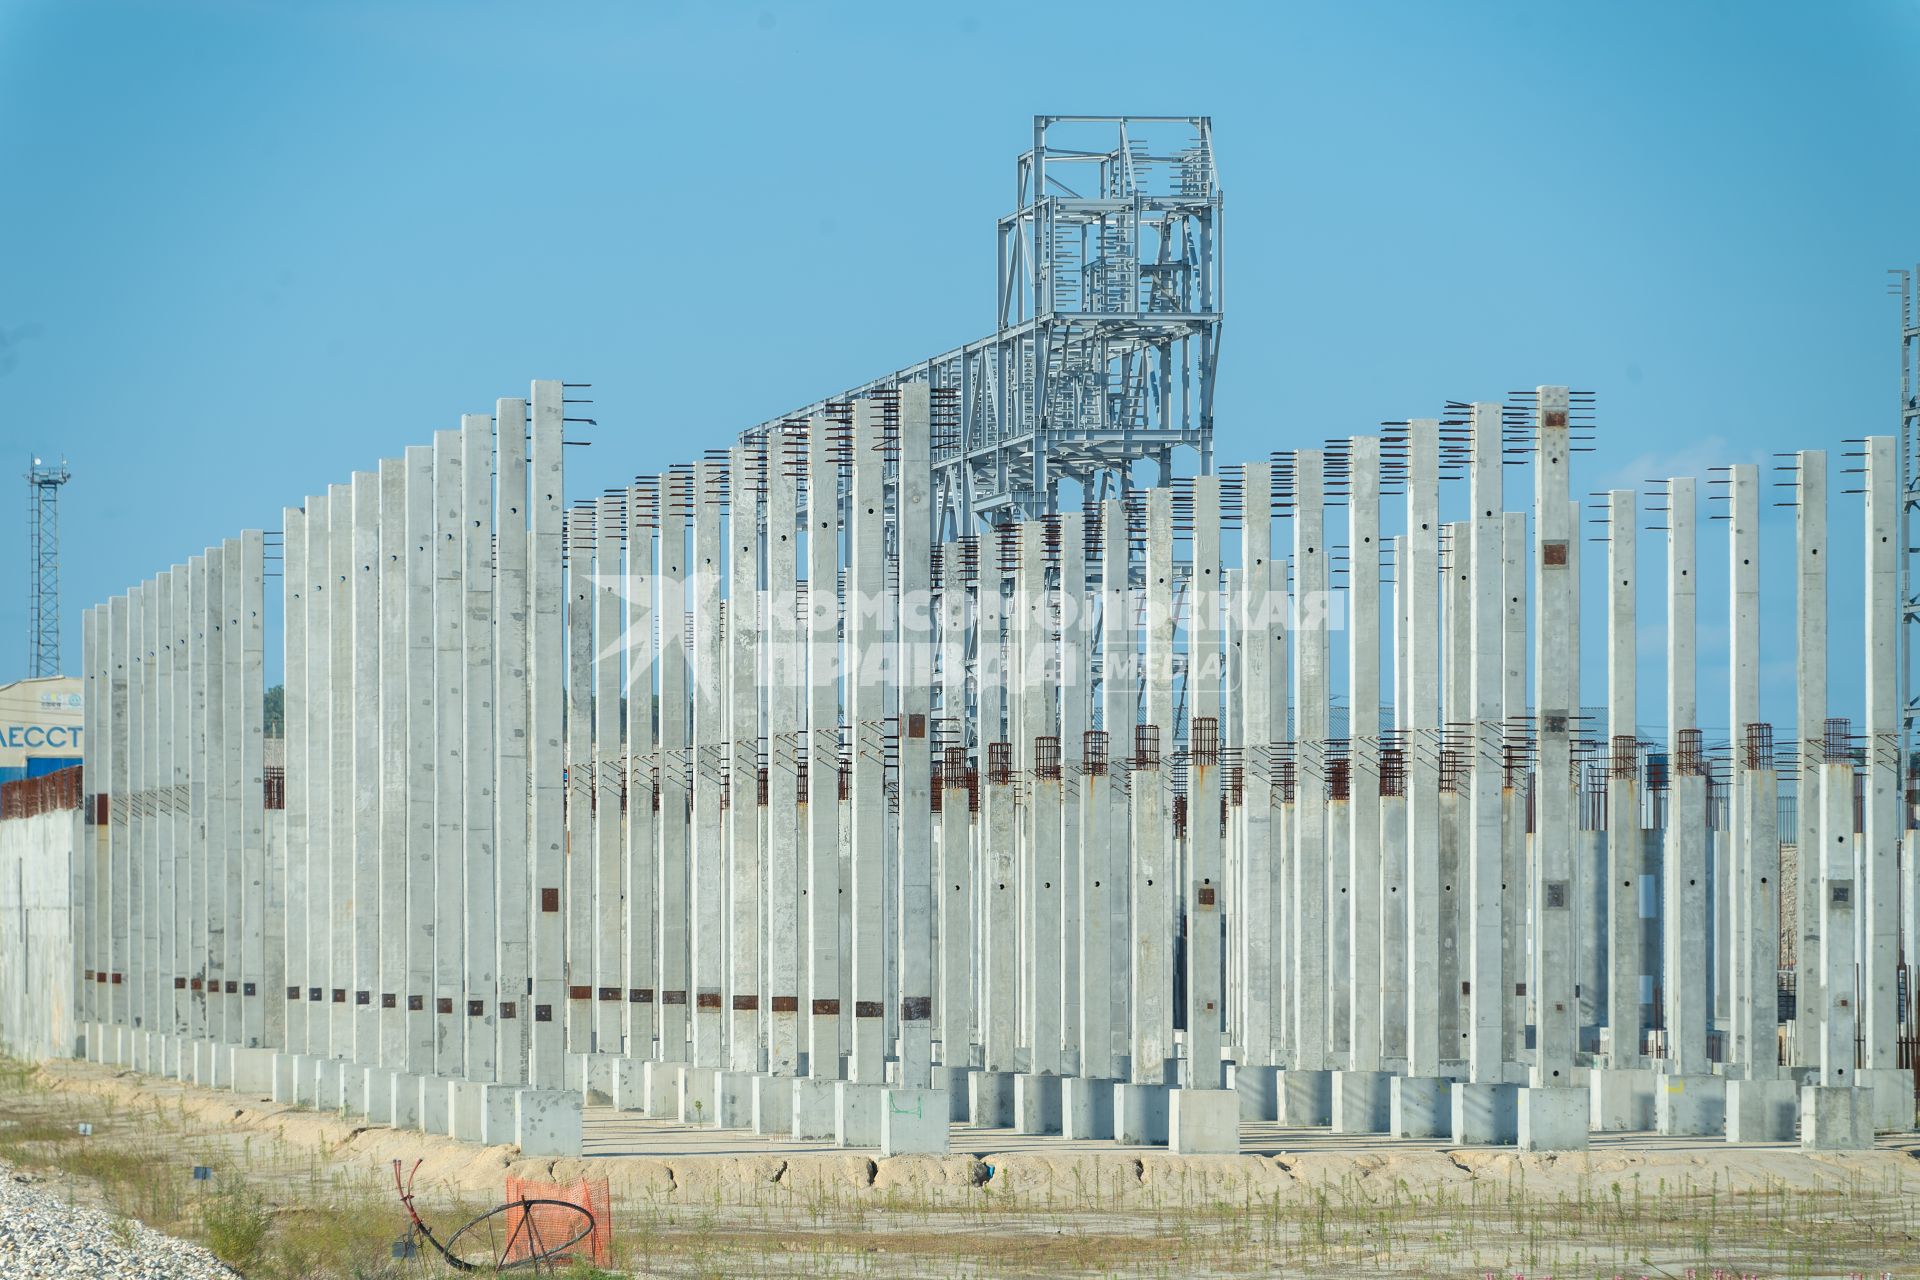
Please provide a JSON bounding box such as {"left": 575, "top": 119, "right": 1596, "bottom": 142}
{"left": 502, "top": 1174, "right": 612, "bottom": 1266}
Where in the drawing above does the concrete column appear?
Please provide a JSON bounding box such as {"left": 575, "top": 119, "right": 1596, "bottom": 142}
{"left": 1862, "top": 437, "right": 1900, "bottom": 1075}
{"left": 1184, "top": 476, "right": 1225, "bottom": 1094}
{"left": 1345, "top": 443, "right": 1383, "bottom": 1077}
{"left": 377, "top": 460, "right": 408, "bottom": 1074}
{"left": 208, "top": 546, "right": 230, "bottom": 1046}
{"left": 895, "top": 388, "right": 935, "bottom": 1091}
{"left": 1057, "top": 508, "right": 1086, "bottom": 1078}
{"left": 1291, "top": 452, "right": 1330, "bottom": 1083}
{"left": 107, "top": 593, "right": 129, "bottom": 1030}
{"left": 430, "top": 441, "right": 464, "bottom": 1075}
{"left": 658, "top": 477, "right": 692, "bottom": 1066}
{"left": 802, "top": 420, "right": 842, "bottom": 1082}
{"left": 281, "top": 513, "right": 308, "bottom": 1059}
{"left": 239, "top": 532, "right": 266, "bottom": 1049}
{"left": 350, "top": 472, "right": 380, "bottom": 1065}
{"left": 172, "top": 567, "right": 192, "bottom": 1048}
{"left": 403, "top": 446, "right": 436, "bottom": 1082}
{"left": 461, "top": 420, "right": 497, "bottom": 1084}
{"left": 934, "top": 536, "right": 972, "bottom": 1077}
{"left": 563, "top": 501, "right": 593, "bottom": 1057}
{"left": 1816, "top": 740, "right": 1856, "bottom": 1087}
{"left": 494, "top": 400, "right": 530, "bottom": 1085}
{"left": 1501, "top": 513, "right": 1528, "bottom": 1068}
{"left": 1017, "top": 516, "right": 1062, "bottom": 1095}
{"left": 1662, "top": 478, "right": 1710, "bottom": 1086}
{"left": 727, "top": 445, "right": 765, "bottom": 1079}
{"left": 1726, "top": 465, "right": 1758, "bottom": 1071}
{"left": 1440, "top": 521, "right": 1467, "bottom": 1067}
{"left": 527, "top": 383, "right": 565, "bottom": 1088}
{"left": 1794, "top": 450, "right": 1827, "bottom": 1054}
{"left": 1089, "top": 499, "right": 1132, "bottom": 1082}
{"left": 1465, "top": 405, "right": 1505, "bottom": 1084}
{"left": 1726, "top": 724, "right": 1789, "bottom": 1139}
{"left": 1238, "top": 470, "right": 1278, "bottom": 1074}
{"left": 845, "top": 404, "right": 886, "bottom": 1087}
{"left": 222, "top": 546, "right": 243, "bottom": 1051}
{"left": 764, "top": 434, "right": 801, "bottom": 1083}
{"left": 126, "top": 582, "right": 146, "bottom": 1043}
{"left": 1380, "top": 536, "right": 1407, "bottom": 1070}
{"left": 298, "top": 504, "right": 326, "bottom": 1056}
{"left": 1604, "top": 489, "right": 1640, "bottom": 1065}
{"left": 1519, "top": 386, "right": 1588, "bottom": 1150}
{"left": 624, "top": 481, "right": 658, "bottom": 1069}
{"left": 594, "top": 495, "right": 625, "bottom": 1057}
{"left": 691, "top": 459, "right": 725, "bottom": 1076}
{"left": 1131, "top": 489, "right": 1175, "bottom": 1087}
{"left": 153, "top": 574, "right": 173, "bottom": 1053}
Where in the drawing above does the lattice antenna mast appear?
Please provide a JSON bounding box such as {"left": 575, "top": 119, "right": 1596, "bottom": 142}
{"left": 26, "top": 456, "right": 71, "bottom": 678}
{"left": 1896, "top": 267, "right": 1920, "bottom": 762}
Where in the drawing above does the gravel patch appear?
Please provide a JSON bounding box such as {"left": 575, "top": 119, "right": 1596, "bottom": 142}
{"left": 0, "top": 1164, "right": 235, "bottom": 1280}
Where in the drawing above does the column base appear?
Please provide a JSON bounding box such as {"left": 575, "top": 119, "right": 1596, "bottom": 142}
{"left": 642, "top": 1060, "right": 682, "bottom": 1116}
{"left": 515, "top": 1089, "right": 582, "bottom": 1156}
{"left": 1062, "top": 1076, "right": 1115, "bottom": 1140}
{"left": 835, "top": 1081, "right": 885, "bottom": 1148}
{"left": 1853, "top": 1068, "right": 1916, "bottom": 1133}
{"left": 880, "top": 1087, "right": 950, "bottom": 1155}
{"left": 1169, "top": 1088, "right": 1239, "bottom": 1154}
{"left": 1725, "top": 1076, "right": 1797, "bottom": 1142}
{"left": 1800, "top": 1085, "right": 1872, "bottom": 1150}
{"left": 1226, "top": 1064, "right": 1278, "bottom": 1120}
{"left": 1330, "top": 1070, "right": 1392, "bottom": 1134}
{"left": 582, "top": 1054, "right": 615, "bottom": 1105}
{"left": 715, "top": 1071, "right": 756, "bottom": 1128}
{"left": 932, "top": 1064, "right": 974, "bottom": 1121}
{"left": 1655, "top": 1074, "right": 1726, "bottom": 1137}
{"left": 751, "top": 1074, "right": 794, "bottom": 1135}
{"left": 270, "top": 1053, "right": 301, "bottom": 1104}
{"left": 791, "top": 1077, "right": 839, "bottom": 1140}
{"left": 448, "top": 1079, "right": 487, "bottom": 1142}
{"left": 1588, "top": 1066, "right": 1656, "bottom": 1131}
{"left": 610, "top": 1057, "right": 646, "bottom": 1112}
{"left": 1449, "top": 1081, "right": 1519, "bottom": 1146}
{"left": 676, "top": 1064, "right": 717, "bottom": 1125}
{"left": 479, "top": 1083, "right": 521, "bottom": 1145}
{"left": 968, "top": 1070, "right": 1015, "bottom": 1128}
{"left": 417, "top": 1075, "right": 452, "bottom": 1135}
{"left": 1517, "top": 1085, "right": 1590, "bottom": 1151}
{"left": 388, "top": 1071, "right": 422, "bottom": 1129}
{"left": 1276, "top": 1069, "right": 1332, "bottom": 1127}
{"left": 1013, "top": 1073, "right": 1063, "bottom": 1135}
{"left": 1390, "top": 1075, "right": 1452, "bottom": 1139}
{"left": 1115, "top": 1081, "right": 1169, "bottom": 1145}
{"left": 358, "top": 1066, "right": 392, "bottom": 1122}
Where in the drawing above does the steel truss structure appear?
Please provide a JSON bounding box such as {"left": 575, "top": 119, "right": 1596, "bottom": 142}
{"left": 26, "top": 456, "right": 71, "bottom": 678}
{"left": 1899, "top": 267, "right": 1920, "bottom": 762}
{"left": 742, "top": 116, "right": 1221, "bottom": 535}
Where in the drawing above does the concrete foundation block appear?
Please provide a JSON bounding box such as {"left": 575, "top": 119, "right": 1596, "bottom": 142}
{"left": 1390, "top": 1075, "right": 1452, "bottom": 1139}
{"left": 1655, "top": 1074, "right": 1726, "bottom": 1137}
{"left": 1517, "top": 1086, "right": 1591, "bottom": 1151}
{"left": 835, "top": 1081, "right": 885, "bottom": 1148}
{"left": 448, "top": 1079, "right": 488, "bottom": 1142}
{"left": 1170, "top": 1088, "right": 1240, "bottom": 1154}
{"left": 1800, "top": 1085, "right": 1872, "bottom": 1150}
{"left": 610, "top": 1057, "right": 647, "bottom": 1112}
{"left": 1450, "top": 1081, "right": 1519, "bottom": 1146}
{"left": 1276, "top": 1069, "right": 1333, "bottom": 1126}
{"left": 583, "top": 1054, "right": 615, "bottom": 1105}
{"left": 1588, "top": 1066, "right": 1657, "bottom": 1131}
{"left": 128, "top": 1030, "right": 149, "bottom": 1073}
{"left": 331, "top": 1061, "right": 357, "bottom": 1113}
{"left": 1853, "top": 1068, "right": 1916, "bottom": 1133}
{"left": 1725, "top": 1076, "right": 1798, "bottom": 1142}
{"left": 190, "top": 1040, "right": 215, "bottom": 1088}
{"left": 751, "top": 1074, "right": 795, "bottom": 1135}
{"left": 417, "top": 1076, "right": 452, "bottom": 1135}
{"left": 1115, "top": 1081, "right": 1169, "bottom": 1145}
{"left": 1013, "top": 1073, "right": 1063, "bottom": 1135}
{"left": 479, "top": 1084, "right": 521, "bottom": 1146}
{"left": 359, "top": 1067, "right": 392, "bottom": 1122}
{"left": 514, "top": 1089, "right": 582, "bottom": 1157}
{"left": 791, "top": 1077, "right": 839, "bottom": 1140}
{"left": 715, "top": 1071, "right": 755, "bottom": 1128}
{"left": 1062, "top": 1076, "right": 1115, "bottom": 1140}
{"left": 968, "top": 1070, "right": 1015, "bottom": 1128}
{"left": 1227, "top": 1064, "right": 1278, "bottom": 1120}
{"left": 388, "top": 1072, "right": 422, "bottom": 1129}
{"left": 880, "top": 1087, "right": 950, "bottom": 1155}
{"left": 677, "top": 1064, "right": 717, "bottom": 1124}
{"left": 270, "top": 1053, "right": 301, "bottom": 1104}
{"left": 1330, "top": 1070, "right": 1392, "bottom": 1134}
{"left": 642, "top": 1060, "right": 683, "bottom": 1116}
{"left": 932, "top": 1064, "right": 973, "bottom": 1121}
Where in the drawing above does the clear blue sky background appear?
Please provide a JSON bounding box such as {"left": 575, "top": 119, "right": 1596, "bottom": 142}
{"left": 1, "top": 0, "right": 1916, "bottom": 735}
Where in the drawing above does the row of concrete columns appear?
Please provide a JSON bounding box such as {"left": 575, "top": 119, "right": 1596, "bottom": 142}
{"left": 75, "top": 381, "right": 1914, "bottom": 1154}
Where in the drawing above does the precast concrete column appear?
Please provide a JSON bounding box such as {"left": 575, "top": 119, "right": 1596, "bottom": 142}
{"left": 403, "top": 447, "right": 437, "bottom": 1079}
{"left": 1346, "top": 444, "right": 1383, "bottom": 1073}
{"left": 351, "top": 472, "right": 381, "bottom": 1061}
{"left": 1663, "top": 477, "right": 1708, "bottom": 1078}
{"left": 460, "top": 417, "right": 498, "bottom": 1081}
{"left": 1018, "top": 518, "right": 1063, "bottom": 1078}
{"left": 1466, "top": 404, "right": 1505, "bottom": 1081}
{"left": 658, "top": 476, "right": 693, "bottom": 1062}
{"left": 239, "top": 531, "right": 266, "bottom": 1047}
{"left": 846, "top": 404, "right": 887, "bottom": 1084}
{"left": 1057, "top": 509, "right": 1086, "bottom": 1074}
{"left": 563, "top": 503, "right": 593, "bottom": 1053}
{"left": 431, "top": 440, "right": 464, "bottom": 1073}
{"left": 1795, "top": 451, "right": 1827, "bottom": 1052}
{"left": 594, "top": 494, "right": 626, "bottom": 1054}
{"left": 1131, "top": 489, "right": 1175, "bottom": 1084}
{"left": 126, "top": 583, "right": 145, "bottom": 1038}
{"left": 728, "top": 444, "right": 765, "bottom": 1074}
{"left": 624, "top": 480, "right": 659, "bottom": 1059}
{"left": 298, "top": 506, "right": 327, "bottom": 1050}
{"left": 980, "top": 540, "right": 1018, "bottom": 1078}
{"left": 1816, "top": 737, "right": 1855, "bottom": 1087}
{"left": 208, "top": 545, "right": 232, "bottom": 1043}
{"left": 378, "top": 460, "right": 408, "bottom": 1070}
{"left": 1379, "top": 535, "right": 1407, "bottom": 1068}
{"left": 527, "top": 384, "right": 565, "bottom": 1086}
{"left": 1292, "top": 452, "right": 1330, "bottom": 1075}
{"left": 107, "top": 593, "right": 129, "bottom": 1028}
{"left": 1605, "top": 489, "right": 1640, "bottom": 1064}
{"left": 932, "top": 537, "right": 971, "bottom": 1071}
{"left": 1862, "top": 437, "right": 1900, "bottom": 1073}
{"left": 1500, "top": 513, "right": 1528, "bottom": 1066}
{"left": 1736, "top": 726, "right": 1781, "bottom": 1082}
{"left": 170, "top": 568, "right": 192, "bottom": 1042}
{"left": 494, "top": 400, "right": 530, "bottom": 1083}
{"left": 282, "top": 512, "right": 308, "bottom": 1056}
{"left": 1440, "top": 520, "right": 1468, "bottom": 1064}
{"left": 1186, "top": 476, "right": 1225, "bottom": 1086}
{"left": 222, "top": 547, "right": 244, "bottom": 1047}
{"left": 765, "top": 437, "right": 802, "bottom": 1076}
{"left": 1726, "top": 466, "right": 1758, "bottom": 1068}
{"left": 1403, "top": 424, "right": 1442, "bottom": 1081}
{"left": 80, "top": 604, "right": 98, "bottom": 1028}
{"left": 803, "top": 420, "right": 843, "bottom": 1076}
{"left": 691, "top": 459, "right": 726, "bottom": 1069}
{"left": 150, "top": 576, "right": 169, "bottom": 1044}
{"left": 1530, "top": 388, "right": 1579, "bottom": 1093}
{"left": 1090, "top": 499, "right": 1133, "bottom": 1078}
{"left": 896, "top": 388, "right": 935, "bottom": 1087}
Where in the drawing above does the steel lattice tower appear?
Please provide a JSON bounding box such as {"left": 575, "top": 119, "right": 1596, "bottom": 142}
{"left": 26, "top": 457, "right": 71, "bottom": 677}
{"left": 1899, "top": 269, "right": 1919, "bottom": 762}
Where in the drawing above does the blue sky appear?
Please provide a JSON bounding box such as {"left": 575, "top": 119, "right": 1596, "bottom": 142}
{"left": 1, "top": 0, "right": 1916, "bottom": 734}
